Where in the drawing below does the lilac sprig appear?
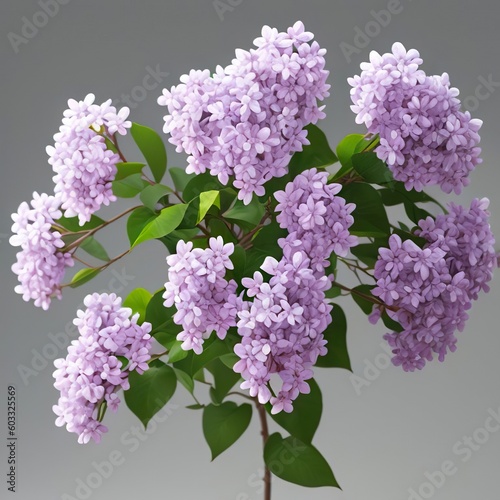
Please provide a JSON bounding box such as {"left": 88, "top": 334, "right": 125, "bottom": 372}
{"left": 275, "top": 168, "right": 358, "bottom": 274}
{"left": 373, "top": 198, "right": 496, "bottom": 371}
{"left": 10, "top": 192, "right": 74, "bottom": 310}
{"left": 349, "top": 43, "right": 483, "bottom": 194}
{"left": 158, "top": 21, "right": 330, "bottom": 204}
{"left": 47, "top": 94, "right": 131, "bottom": 225}
{"left": 163, "top": 237, "right": 243, "bottom": 354}
{"left": 235, "top": 246, "right": 332, "bottom": 414}
{"left": 52, "top": 293, "right": 153, "bottom": 444}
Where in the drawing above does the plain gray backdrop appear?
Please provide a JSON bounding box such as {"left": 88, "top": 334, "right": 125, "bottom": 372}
{"left": 1, "top": 1, "right": 500, "bottom": 499}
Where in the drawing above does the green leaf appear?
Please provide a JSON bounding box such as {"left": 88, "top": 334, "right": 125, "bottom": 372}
{"left": 153, "top": 331, "right": 176, "bottom": 350}
{"left": 351, "top": 284, "right": 377, "bottom": 315}
{"left": 104, "top": 136, "right": 118, "bottom": 154}
{"left": 268, "top": 379, "right": 322, "bottom": 444}
{"left": 230, "top": 245, "right": 247, "bottom": 282}
{"left": 69, "top": 268, "right": 101, "bottom": 288}
{"left": 352, "top": 152, "right": 394, "bottom": 184}
{"left": 350, "top": 242, "right": 381, "bottom": 268}
{"left": 79, "top": 236, "right": 110, "bottom": 262}
{"left": 165, "top": 339, "right": 189, "bottom": 363}
{"left": 404, "top": 201, "right": 432, "bottom": 225}
{"left": 186, "top": 404, "right": 205, "bottom": 410}
{"left": 112, "top": 173, "right": 148, "bottom": 198}
{"left": 263, "top": 174, "right": 290, "bottom": 201}
{"left": 161, "top": 228, "right": 200, "bottom": 253}
{"left": 206, "top": 358, "right": 241, "bottom": 405}
{"left": 126, "top": 207, "right": 157, "bottom": 246}
{"left": 288, "top": 124, "right": 338, "bottom": 177}
{"left": 190, "top": 337, "right": 232, "bottom": 377}
{"left": 140, "top": 184, "right": 173, "bottom": 212}
{"left": 124, "top": 360, "right": 177, "bottom": 428}
{"left": 207, "top": 218, "right": 238, "bottom": 243}
{"left": 170, "top": 167, "right": 195, "bottom": 193}
{"left": 244, "top": 221, "right": 287, "bottom": 277}
{"left": 219, "top": 352, "right": 239, "bottom": 370}
{"left": 341, "top": 183, "right": 390, "bottom": 237}
{"left": 183, "top": 172, "right": 224, "bottom": 202}
{"left": 198, "top": 190, "right": 220, "bottom": 224}
{"left": 145, "top": 289, "right": 180, "bottom": 337}
{"left": 57, "top": 215, "right": 105, "bottom": 232}
{"left": 391, "top": 227, "right": 428, "bottom": 247}
{"left": 315, "top": 305, "right": 351, "bottom": 370}
{"left": 115, "top": 162, "right": 145, "bottom": 181}
{"left": 264, "top": 433, "right": 339, "bottom": 488}
{"left": 218, "top": 187, "right": 238, "bottom": 212}
{"left": 336, "top": 133, "right": 365, "bottom": 169}
{"left": 324, "top": 285, "right": 342, "bottom": 299}
{"left": 202, "top": 402, "right": 252, "bottom": 460}
{"left": 123, "top": 288, "right": 152, "bottom": 324}
{"left": 325, "top": 252, "right": 338, "bottom": 276}
{"left": 224, "top": 198, "right": 265, "bottom": 228}
{"left": 381, "top": 311, "right": 404, "bottom": 333}
{"left": 132, "top": 204, "right": 188, "bottom": 247}
{"left": 173, "top": 368, "right": 194, "bottom": 395}
{"left": 175, "top": 197, "right": 200, "bottom": 230}
{"left": 130, "top": 123, "right": 167, "bottom": 183}
{"left": 379, "top": 181, "right": 443, "bottom": 208}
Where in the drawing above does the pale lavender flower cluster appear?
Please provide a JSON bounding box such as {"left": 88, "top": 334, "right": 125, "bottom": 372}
{"left": 47, "top": 93, "right": 131, "bottom": 225}
{"left": 417, "top": 198, "right": 497, "bottom": 300}
{"left": 275, "top": 168, "right": 358, "bottom": 273}
{"left": 373, "top": 199, "right": 496, "bottom": 371}
{"left": 234, "top": 247, "right": 332, "bottom": 414}
{"left": 163, "top": 237, "right": 242, "bottom": 354}
{"left": 158, "top": 21, "right": 330, "bottom": 204}
{"left": 349, "top": 43, "right": 482, "bottom": 194}
{"left": 52, "top": 293, "right": 152, "bottom": 444}
{"left": 10, "top": 192, "right": 74, "bottom": 310}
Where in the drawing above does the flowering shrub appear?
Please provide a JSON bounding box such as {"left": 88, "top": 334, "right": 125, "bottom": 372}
{"left": 10, "top": 21, "right": 498, "bottom": 499}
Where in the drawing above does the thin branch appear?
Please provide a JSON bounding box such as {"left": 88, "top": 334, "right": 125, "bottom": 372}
{"left": 111, "top": 132, "right": 127, "bottom": 163}
{"left": 333, "top": 281, "right": 398, "bottom": 312}
{"left": 255, "top": 402, "right": 271, "bottom": 500}
{"left": 226, "top": 391, "right": 255, "bottom": 402}
{"left": 63, "top": 206, "right": 140, "bottom": 252}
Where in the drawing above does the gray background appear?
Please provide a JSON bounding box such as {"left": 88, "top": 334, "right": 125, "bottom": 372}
{"left": 1, "top": 1, "right": 500, "bottom": 499}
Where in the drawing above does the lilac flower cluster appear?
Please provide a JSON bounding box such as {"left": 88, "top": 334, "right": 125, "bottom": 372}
{"left": 373, "top": 198, "right": 496, "bottom": 371}
{"left": 163, "top": 237, "right": 242, "bottom": 354}
{"left": 158, "top": 21, "right": 330, "bottom": 204}
{"left": 417, "top": 198, "right": 497, "bottom": 300}
{"left": 47, "top": 93, "right": 131, "bottom": 225}
{"left": 275, "top": 168, "right": 358, "bottom": 274}
{"left": 52, "top": 293, "right": 152, "bottom": 444}
{"left": 349, "top": 43, "right": 482, "bottom": 194}
{"left": 10, "top": 192, "right": 74, "bottom": 310}
{"left": 234, "top": 247, "right": 332, "bottom": 413}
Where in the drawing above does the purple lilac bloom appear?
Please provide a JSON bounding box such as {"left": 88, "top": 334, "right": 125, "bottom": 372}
{"left": 163, "top": 237, "right": 243, "bottom": 354}
{"left": 275, "top": 168, "right": 358, "bottom": 274}
{"left": 10, "top": 192, "right": 74, "bottom": 310}
{"left": 234, "top": 247, "right": 332, "bottom": 414}
{"left": 52, "top": 293, "right": 153, "bottom": 444}
{"left": 348, "top": 43, "right": 482, "bottom": 194}
{"left": 47, "top": 94, "right": 131, "bottom": 225}
{"left": 158, "top": 21, "right": 330, "bottom": 204}
{"left": 373, "top": 199, "right": 496, "bottom": 371}
{"left": 417, "top": 198, "right": 497, "bottom": 300}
